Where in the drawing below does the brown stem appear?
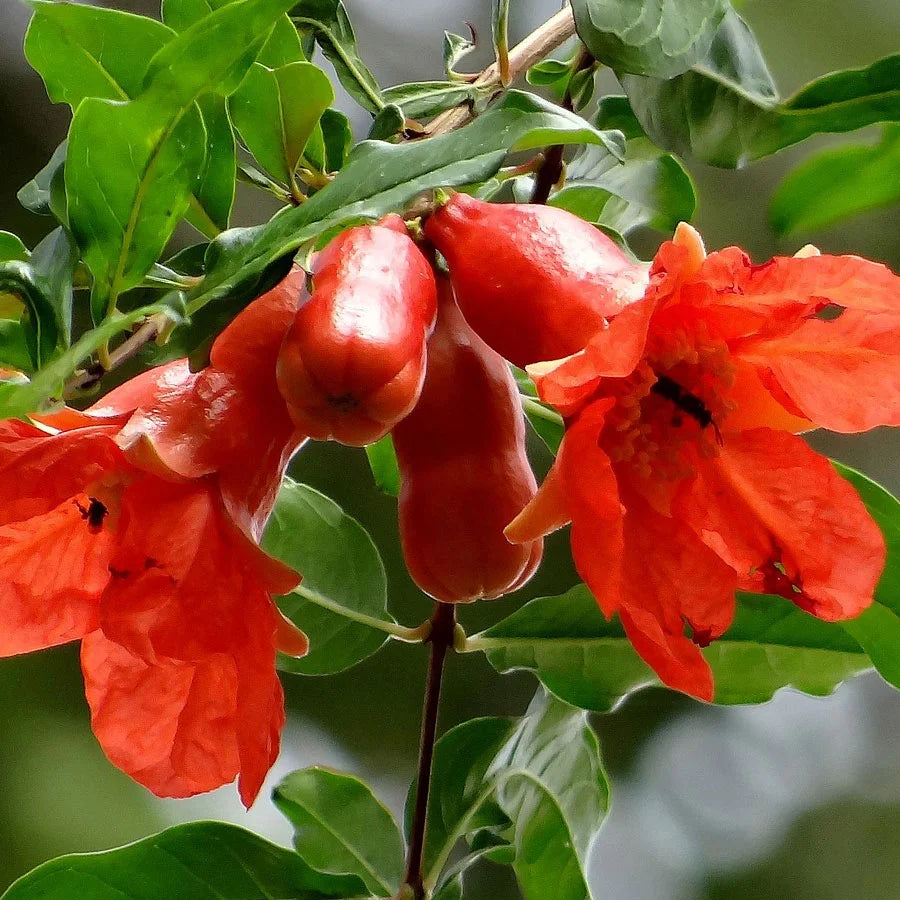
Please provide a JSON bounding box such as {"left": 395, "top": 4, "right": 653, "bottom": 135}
{"left": 423, "top": 6, "right": 576, "bottom": 138}
{"left": 63, "top": 313, "right": 169, "bottom": 397}
{"left": 402, "top": 601, "right": 457, "bottom": 900}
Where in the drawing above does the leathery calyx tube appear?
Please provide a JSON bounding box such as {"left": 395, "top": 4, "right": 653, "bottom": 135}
{"left": 392, "top": 276, "right": 543, "bottom": 603}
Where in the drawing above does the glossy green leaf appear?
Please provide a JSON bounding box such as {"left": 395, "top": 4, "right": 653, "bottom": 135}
{"left": 572, "top": 0, "right": 727, "bottom": 77}
{"left": 0, "top": 821, "right": 368, "bottom": 899}
{"left": 551, "top": 104, "right": 696, "bottom": 234}
{"left": 0, "top": 227, "right": 77, "bottom": 369}
{"left": 17, "top": 141, "right": 67, "bottom": 222}
{"left": 382, "top": 81, "right": 482, "bottom": 119}
{"left": 293, "top": 0, "right": 384, "bottom": 113}
{"left": 262, "top": 479, "right": 395, "bottom": 674}
{"left": 0, "top": 300, "right": 181, "bottom": 420}
{"left": 65, "top": 0, "right": 298, "bottom": 314}
{"left": 623, "top": 10, "right": 900, "bottom": 167}
{"left": 67, "top": 99, "right": 207, "bottom": 321}
{"left": 179, "top": 90, "right": 625, "bottom": 353}
{"left": 275, "top": 767, "right": 404, "bottom": 896}
{"left": 419, "top": 691, "right": 607, "bottom": 899}
{"left": 162, "top": 0, "right": 305, "bottom": 67}
{"left": 527, "top": 58, "right": 572, "bottom": 89}
{"left": 473, "top": 584, "right": 873, "bottom": 710}
{"left": 320, "top": 108, "right": 354, "bottom": 172}
{"left": 0, "top": 321, "right": 33, "bottom": 373}
{"left": 186, "top": 95, "right": 237, "bottom": 236}
{"left": 365, "top": 434, "right": 401, "bottom": 497}
{"left": 770, "top": 126, "right": 900, "bottom": 234}
{"left": 24, "top": 1, "right": 172, "bottom": 108}
{"left": 230, "top": 61, "right": 334, "bottom": 190}
{"left": 0, "top": 233, "right": 29, "bottom": 264}
{"left": 836, "top": 463, "right": 900, "bottom": 689}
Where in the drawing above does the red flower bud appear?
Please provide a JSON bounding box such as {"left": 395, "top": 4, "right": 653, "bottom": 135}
{"left": 276, "top": 215, "right": 437, "bottom": 446}
{"left": 393, "top": 279, "right": 543, "bottom": 603}
{"left": 424, "top": 194, "right": 648, "bottom": 368}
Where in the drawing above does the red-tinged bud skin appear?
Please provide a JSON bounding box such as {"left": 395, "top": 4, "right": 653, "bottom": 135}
{"left": 393, "top": 281, "right": 543, "bottom": 603}
{"left": 425, "top": 193, "right": 649, "bottom": 368}
{"left": 276, "top": 216, "right": 438, "bottom": 446}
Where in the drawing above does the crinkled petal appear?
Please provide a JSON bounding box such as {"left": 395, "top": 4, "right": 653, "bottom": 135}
{"left": 722, "top": 360, "right": 813, "bottom": 433}
{"left": 617, "top": 487, "right": 737, "bottom": 702}
{"left": 92, "top": 476, "right": 297, "bottom": 805}
{"left": 742, "top": 253, "right": 900, "bottom": 314}
{"left": 0, "top": 420, "right": 124, "bottom": 525}
{"left": 81, "top": 632, "right": 242, "bottom": 800}
{"left": 0, "top": 496, "right": 113, "bottom": 655}
{"left": 99, "top": 477, "right": 299, "bottom": 664}
{"left": 737, "top": 310, "right": 900, "bottom": 432}
{"left": 680, "top": 429, "right": 884, "bottom": 621}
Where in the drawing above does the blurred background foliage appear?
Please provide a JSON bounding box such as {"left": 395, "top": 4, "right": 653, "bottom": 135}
{"left": 0, "top": 1, "right": 898, "bottom": 897}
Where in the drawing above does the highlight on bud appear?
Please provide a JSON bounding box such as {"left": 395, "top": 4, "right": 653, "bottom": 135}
{"left": 276, "top": 215, "right": 438, "bottom": 447}
{"left": 424, "top": 193, "right": 649, "bottom": 368}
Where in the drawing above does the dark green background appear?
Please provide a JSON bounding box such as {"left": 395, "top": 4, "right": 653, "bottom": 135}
{"left": 0, "top": 1, "right": 898, "bottom": 897}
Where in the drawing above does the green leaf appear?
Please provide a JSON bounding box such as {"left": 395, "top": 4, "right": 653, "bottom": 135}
{"left": 180, "top": 90, "right": 625, "bottom": 352}
{"left": 419, "top": 692, "right": 608, "bottom": 899}
{"left": 0, "top": 820, "right": 368, "bottom": 899}
{"left": 17, "top": 141, "right": 68, "bottom": 221}
{"left": 65, "top": 0, "right": 298, "bottom": 314}
{"left": 623, "top": 10, "right": 900, "bottom": 167}
{"left": 0, "top": 320, "right": 34, "bottom": 373}
{"left": 262, "top": 479, "right": 396, "bottom": 674}
{"left": 188, "top": 94, "right": 237, "bottom": 235}
{"left": 836, "top": 463, "right": 900, "bottom": 689}
{"left": 473, "top": 584, "right": 873, "bottom": 710}
{"left": 367, "top": 104, "right": 405, "bottom": 141}
{"left": 0, "top": 300, "right": 181, "bottom": 420}
{"left": 24, "top": 1, "right": 173, "bottom": 108}
{"left": 527, "top": 58, "right": 572, "bottom": 88}
{"left": 274, "top": 767, "right": 405, "bottom": 897}
{"left": 571, "top": 0, "right": 727, "bottom": 77}
{"left": 67, "top": 99, "right": 207, "bottom": 321}
{"left": 770, "top": 126, "right": 900, "bottom": 234}
{"left": 320, "top": 108, "right": 354, "bottom": 172}
{"left": 444, "top": 30, "right": 477, "bottom": 80}
{"left": 365, "top": 434, "right": 401, "bottom": 497}
{"left": 551, "top": 104, "right": 696, "bottom": 234}
{"left": 230, "top": 61, "right": 334, "bottom": 190}
{"left": 0, "top": 227, "right": 78, "bottom": 368}
{"left": 0, "top": 233, "right": 29, "bottom": 264}
{"left": 293, "top": 0, "right": 384, "bottom": 113}
{"left": 382, "top": 81, "right": 482, "bottom": 119}
{"left": 162, "top": 0, "right": 305, "bottom": 67}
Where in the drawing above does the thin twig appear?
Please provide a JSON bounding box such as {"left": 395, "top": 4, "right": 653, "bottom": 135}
{"left": 401, "top": 601, "right": 457, "bottom": 900}
{"left": 423, "top": 5, "right": 577, "bottom": 138}
{"left": 63, "top": 313, "right": 169, "bottom": 396}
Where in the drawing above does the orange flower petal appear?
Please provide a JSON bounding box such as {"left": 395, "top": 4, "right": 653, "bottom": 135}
{"left": 89, "top": 477, "right": 295, "bottom": 805}
{"left": 561, "top": 402, "right": 624, "bottom": 618}
{"left": 0, "top": 420, "right": 124, "bottom": 525}
{"left": 739, "top": 310, "right": 900, "bottom": 432}
{"left": 0, "top": 497, "right": 113, "bottom": 655}
{"left": 682, "top": 429, "right": 884, "bottom": 621}
{"left": 743, "top": 253, "right": 900, "bottom": 314}
{"left": 82, "top": 632, "right": 243, "bottom": 800}
{"left": 616, "top": 488, "right": 737, "bottom": 702}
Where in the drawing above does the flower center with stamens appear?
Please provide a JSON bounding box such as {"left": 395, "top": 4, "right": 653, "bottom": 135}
{"left": 601, "top": 332, "right": 735, "bottom": 480}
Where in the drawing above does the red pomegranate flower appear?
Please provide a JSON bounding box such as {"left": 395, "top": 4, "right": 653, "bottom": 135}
{"left": 0, "top": 274, "right": 309, "bottom": 806}
{"left": 507, "top": 224, "right": 899, "bottom": 701}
